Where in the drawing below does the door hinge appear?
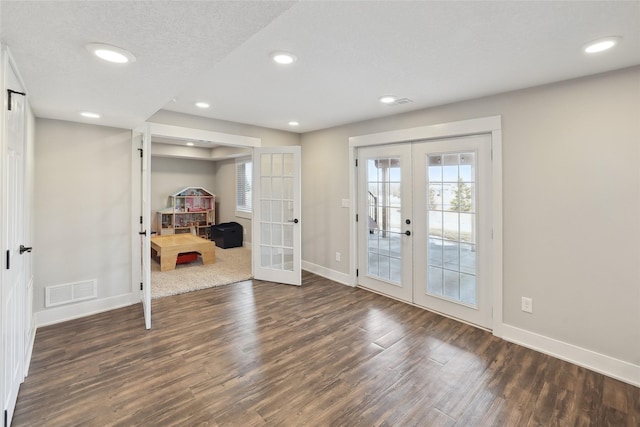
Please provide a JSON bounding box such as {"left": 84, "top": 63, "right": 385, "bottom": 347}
{"left": 140, "top": 282, "right": 143, "bottom": 291}
{"left": 4, "top": 409, "right": 8, "bottom": 427}
{"left": 7, "top": 89, "right": 26, "bottom": 111}
{"left": 140, "top": 215, "right": 143, "bottom": 224}
{"left": 5, "top": 250, "right": 9, "bottom": 270}
{"left": 356, "top": 214, "right": 358, "bottom": 222}
{"left": 138, "top": 148, "right": 143, "bottom": 158}
{"left": 355, "top": 158, "right": 358, "bottom": 167}
{"left": 356, "top": 269, "right": 359, "bottom": 277}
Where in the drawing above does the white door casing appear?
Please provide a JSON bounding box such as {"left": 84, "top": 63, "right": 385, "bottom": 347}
{"left": 252, "top": 146, "right": 302, "bottom": 286}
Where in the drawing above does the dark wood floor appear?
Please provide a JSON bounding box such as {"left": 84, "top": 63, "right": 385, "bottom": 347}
{"left": 14, "top": 272, "right": 640, "bottom": 426}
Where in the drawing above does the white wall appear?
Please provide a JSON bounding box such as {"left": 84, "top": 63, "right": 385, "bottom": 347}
{"left": 33, "top": 119, "right": 134, "bottom": 322}
{"left": 300, "top": 67, "right": 640, "bottom": 376}
{"left": 150, "top": 157, "right": 216, "bottom": 231}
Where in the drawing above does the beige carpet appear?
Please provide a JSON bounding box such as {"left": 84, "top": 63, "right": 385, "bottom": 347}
{"left": 151, "top": 246, "right": 252, "bottom": 299}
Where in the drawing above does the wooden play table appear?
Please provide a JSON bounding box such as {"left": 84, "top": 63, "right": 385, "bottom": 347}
{"left": 150, "top": 234, "right": 215, "bottom": 271}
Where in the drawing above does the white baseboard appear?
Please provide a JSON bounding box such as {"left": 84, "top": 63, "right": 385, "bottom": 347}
{"left": 500, "top": 323, "right": 640, "bottom": 388}
{"left": 35, "top": 293, "right": 140, "bottom": 328}
{"left": 302, "top": 260, "right": 353, "bottom": 286}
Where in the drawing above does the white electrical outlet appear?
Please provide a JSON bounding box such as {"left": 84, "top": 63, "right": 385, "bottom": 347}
{"left": 335, "top": 252, "right": 341, "bottom": 262}
{"left": 521, "top": 297, "right": 533, "bottom": 313}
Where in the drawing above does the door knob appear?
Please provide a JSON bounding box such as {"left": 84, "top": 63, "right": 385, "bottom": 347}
{"left": 288, "top": 219, "right": 299, "bottom": 224}
{"left": 19, "top": 245, "right": 32, "bottom": 254}
{"left": 404, "top": 230, "right": 411, "bottom": 236}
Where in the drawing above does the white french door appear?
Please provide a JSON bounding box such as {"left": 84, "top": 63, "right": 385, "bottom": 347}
{"left": 252, "top": 147, "right": 301, "bottom": 286}
{"left": 357, "top": 144, "right": 413, "bottom": 301}
{"left": 357, "top": 134, "right": 493, "bottom": 329}
{"left": 132, "top": 125, "right": 151, "bottom": 329}
{"left": 412, "top": 135, "right": 492, "bottom": 328}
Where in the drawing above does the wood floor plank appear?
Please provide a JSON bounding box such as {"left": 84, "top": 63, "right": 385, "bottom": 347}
{"left": 12, "top": 272, "right": 640, "bottom": 426}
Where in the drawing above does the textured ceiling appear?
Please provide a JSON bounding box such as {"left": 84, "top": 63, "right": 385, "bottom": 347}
{"left": 2, "top": 1, "right": 639, "bottom": 133}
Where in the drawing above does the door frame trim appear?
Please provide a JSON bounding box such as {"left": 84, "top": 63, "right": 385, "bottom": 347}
{"left": 348, "top": 115, "right": 503, "bottom": 334}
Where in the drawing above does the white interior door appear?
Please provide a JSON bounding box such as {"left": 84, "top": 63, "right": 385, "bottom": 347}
{"left": 357, "top": 135, "right": 493, "bottom": 329}
{"left": 412, "top": 135, "right": 492, "bottom": 328}
{"left": 133, "top": 126, "right": 151, "bottom": 329}
{"left": 252, "top": 147, "right": 301, "bottom": 286}
{"left": 357, "top": 144, "right": 413, "bottom": 301}
{"left": 2, "top": 55, "right": 27, "bottom": 426}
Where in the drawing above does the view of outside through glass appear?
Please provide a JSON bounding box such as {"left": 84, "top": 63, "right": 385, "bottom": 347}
{"left": 366, "top": 157, "right": 402, "bottom": 285}
{"left": 427, "top": 152, "right": 477, "bottom": 306}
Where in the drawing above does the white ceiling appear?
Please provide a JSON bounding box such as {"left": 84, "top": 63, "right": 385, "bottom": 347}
{"left": 2, "top": 1, "right": 639, "bottom": 133}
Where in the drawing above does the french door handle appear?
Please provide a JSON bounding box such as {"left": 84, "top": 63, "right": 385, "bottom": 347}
{"left": 288, "top": 219, "right": 299, "bottom": 224}
{"left": 20, "top": 245, "right": 32, "bottom": 254}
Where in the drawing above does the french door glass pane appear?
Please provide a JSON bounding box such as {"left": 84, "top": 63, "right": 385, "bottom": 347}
{"left": 426, "top": 152, "right": 478, "bottom": 306}
{"left": 260, "top": 153, "right": 294, "bottom": 271}
{"left": 366, "top": 156, "right": 402, "bottom": 285}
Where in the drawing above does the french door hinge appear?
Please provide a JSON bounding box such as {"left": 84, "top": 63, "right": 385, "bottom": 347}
{"left": 355, "top": 159, "right": 358, "bottom": 167}
{"left": 7, "top": 89, "right": 26, "bottom": 111}
{"left": 140, "top": 282, "right": 143, "bottom": 291}
{"left": 5, "top": 250, "right": 9, "bottom": 270}
{"left": 138, "top": 148, "right": 143, "bottom": 158}
{"left": 356, "top": 269, "right": 359, "bottom": 277}
{"left": 140, "top": 216, "right": 143, "bottom": 224}
{"left": 356, "top": 214, "right": 358, "bottom": 222}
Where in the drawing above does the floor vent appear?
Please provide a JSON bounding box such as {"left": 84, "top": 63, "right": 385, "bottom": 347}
{"left": 45, "top": 279, "right": 97, "bottom": 307}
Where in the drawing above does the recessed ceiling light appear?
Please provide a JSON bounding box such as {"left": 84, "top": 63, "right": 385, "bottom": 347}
{"left": 583, "top": 36, "right": 621, "bottom": 54}
{"left": 271, "top": 51, "right": 297, "bottom": 65}
{"left": 86, "top": 43, "right": 136, "bottom": 64}
{"left": 379, "top": 95, "right": 397, "bottom": 104}
{"left": 288, "top": 121, "right": 299, "bottom": 126}
{"left": 80, "top": 112, "right": 101, "bottom": 119}
{"left": 195, "top": 102, "right": 210, "bottom": 109}
{"left": 186, "top": 142, "right": 195, "bottom": 146}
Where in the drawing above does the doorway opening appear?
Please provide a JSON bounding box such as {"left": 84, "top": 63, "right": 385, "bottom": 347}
{"left": 132, "top": 123, "right": 302, "bottom": 329}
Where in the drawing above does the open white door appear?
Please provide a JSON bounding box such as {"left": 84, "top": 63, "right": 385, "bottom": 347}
{"left": 2, "top": 50, "right": 27, "bottom": 427}
{"left": 252, "top": 147, "right": 301, "bottom": 286}
{"left": 133, "top": 125, "right": 151, "bottom": 329}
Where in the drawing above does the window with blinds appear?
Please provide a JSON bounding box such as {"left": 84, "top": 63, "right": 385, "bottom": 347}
{"left": 236, "top": 157, "right": 252, "bottom": 214}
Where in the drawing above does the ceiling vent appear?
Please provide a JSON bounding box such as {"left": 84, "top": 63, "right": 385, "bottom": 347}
{"left": 388, "top": 97, "right": 413, "bottom": 106}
